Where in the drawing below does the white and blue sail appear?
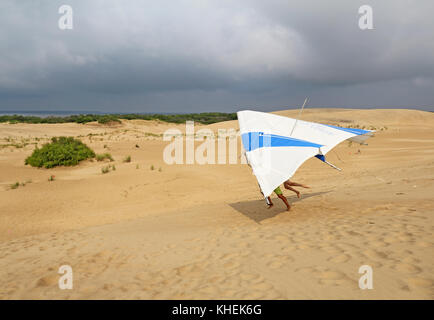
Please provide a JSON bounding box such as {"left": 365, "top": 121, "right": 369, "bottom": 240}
{"left": 237, "top": 110, "right": 373, "bottom": 197}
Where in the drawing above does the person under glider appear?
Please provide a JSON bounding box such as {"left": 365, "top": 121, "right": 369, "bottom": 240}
{"left": 237, "top": 110, "right": 373, "bottom": 209}
{"left": 284, "top": 180, "right": 310, "bottom": 198}
{"left": 266, "top": 180, "right": 310, "bottom": 211}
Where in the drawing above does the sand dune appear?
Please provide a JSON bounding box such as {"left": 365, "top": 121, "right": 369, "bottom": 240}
{"left": 0, "top": 109, "right": 433, "bottom": 299}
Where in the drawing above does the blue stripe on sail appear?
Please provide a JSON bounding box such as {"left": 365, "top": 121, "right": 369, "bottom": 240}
{"left": 324, "top": 124, "right": 370, "bottom": 135}
{"left": 241, "top": 132, "right": 323, "bottom": 152}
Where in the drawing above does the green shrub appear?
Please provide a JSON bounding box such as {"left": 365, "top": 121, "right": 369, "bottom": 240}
{"left": 97, "top": 115, "right": 121, "bottom": 124}
{"left": 101, "top": 164, "right": 116, "bottom": 174}
{"left": 96, "top": 153, "right": 114, "bottom": 162}
{"left": 123, "top": 155, "right": 131, "bottom": 163}
{"left": 10, "top": 182, "right": 19, "bottom": 189}
{"left": 25, "top": 137, "right": 95, "bottom": 168}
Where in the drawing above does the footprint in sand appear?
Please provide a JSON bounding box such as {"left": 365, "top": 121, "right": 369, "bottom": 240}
{"left": 314, "top": 270, "right": 354, "bottom": 287}
{"left": 268, "top": 261, "right": 284, "bottom": 269}
{"left": 240, "top": 273, "right": 258, "bottom": 281}
{"left": 344, "top": 230, "right": 362, "bottom": 237}
{"left": 221, "top": 277, "right": 241, "bottom": 288}
{"left": 327, "top": 254, "right": 351, "bottom": 263}
{"left": 415, "top": 241, "right": 432, "bottom": 248}
{"left": 221, "top": 289, "right": 239, "bottom": 298}
{"left": 294, "top": 266, "right": 316, "bottom": 273}
{"left": 66, "top": 247, "right": 78, "bottom": 255}
{"left": 236, "top": 241, "right": 250, "bottom": 249}
{"left": 316, "top": 270, "right": 346, "bottom": 280}
{"left": 265, "top": 255, "right": 294, "bottom": 269}
{"left": 362, "top": 249, "right": 388, "bottom": 260}
{"left": 36, "top": 274, "right": 58, "bottom": 287}
{"left": 394, "top": 263, "right": 422, "bottom": 274}
{"left": 319, "top": 245, "right": 344, "bottom": 255}
{"left": 369, "top": 240, "right": 389, "bottom": 248}
{"left": 406, "top": 277, "right": 433, "bottom": 289}
{"left": 207, "top": 275, "right": 225, "bottom": 285}
{"left": 223, "top": 261, "right": 241, "bottom": 270}
{"left": 251, "top": 281, "right": 274, "bottom": 291}
{"left": 92, "top": 250, "right": 113, "bottom": 259}
{"left": 383, "top": 236, "right": 400, "bottom": 244}
{"left": 220, "top": 252, "right": 240, "bottom": 261}
{"left": 296, "top": 244, "right": 316, "bottom": 250}
{"left": 402, "top": 256, "right": 420, "bottom": 264}
{"left": 272, "top": 234, "right": 291, "bottom": 242}
{"left": 241, "top": 291, "right": 265, "bottom": 299}
{"left": 319, "top": 278, "right": 354, "bottom": 287}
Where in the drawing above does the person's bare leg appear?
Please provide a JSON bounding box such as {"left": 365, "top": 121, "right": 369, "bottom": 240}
{"left": 283, "top": 181, "right": 301, "bottom": 197}
{"left": 277, "top": 194, "right": 291, "bottom": 211}
{"left": 267, "top": 196, "right": 274, "bottom": 209}
{"left": 286, "top": 185, "right": 301, "bottom": 198}
{"left": 287, "top": 180, "right": 310, "bottom": 188}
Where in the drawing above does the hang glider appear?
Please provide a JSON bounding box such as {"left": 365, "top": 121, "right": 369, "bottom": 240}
{"left": 237, "top": 110, "right": 373, "bottom": 197}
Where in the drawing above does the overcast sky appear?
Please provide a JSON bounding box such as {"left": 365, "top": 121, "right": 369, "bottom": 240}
{"left": 0, "top": 0, "right": 433, "bottom": 113}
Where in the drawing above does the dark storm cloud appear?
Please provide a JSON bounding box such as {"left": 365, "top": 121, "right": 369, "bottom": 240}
{"left": 0, "top": 0, "right": 433, "bottom": 112}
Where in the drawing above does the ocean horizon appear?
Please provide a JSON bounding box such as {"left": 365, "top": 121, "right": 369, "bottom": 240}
{"left": 0, "top": 106, "right": 432, "bottom": 117}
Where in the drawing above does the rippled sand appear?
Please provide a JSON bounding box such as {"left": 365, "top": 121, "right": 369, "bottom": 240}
{"left": 0, "top": 109, "right": 433, "bottom": 299}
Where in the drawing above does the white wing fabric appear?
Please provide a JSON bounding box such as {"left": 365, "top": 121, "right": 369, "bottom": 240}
{"left": 237, "top": 110, "right": 373, "bottom": 197}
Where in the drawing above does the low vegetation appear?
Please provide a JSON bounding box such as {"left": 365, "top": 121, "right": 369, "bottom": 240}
{"left": 25, "top": 137, "right": 95, "bottom": 168}
{"left": 123, "top": 155, "right": 131, "bottom": 163}
{"left": 101, "top": 164, "right": 116, "bottom": 174}
{"left": 97, "top": 115, "right": 122, "bottom": 125}
{"left": 10, "top": 182, "right": 19, "bottom": 189}
{"left": 9, "top": 179, "right": 32, "bottom": 190}
{"left": 96, "top": 153, "right": 114, "bottom": 162}
{"left": 343, "top": 123, "right": 387, "bottom": 131}
{"left": 144, "top": 132, "right": 162, "bottom": 138}
{"left": 0, "top": 112, "right": 237, "bottom": 125}
{"left": 0, "top": 136, "right": 38, "bottom": 150}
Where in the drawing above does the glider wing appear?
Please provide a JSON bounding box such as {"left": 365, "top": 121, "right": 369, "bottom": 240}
{"left": 237, "top": 110, "right": 373, "bottom": 197}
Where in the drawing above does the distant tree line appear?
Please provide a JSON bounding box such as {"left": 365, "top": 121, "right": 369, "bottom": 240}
{"left": 0, "top": 112, "right": 238, "bottom": 125}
